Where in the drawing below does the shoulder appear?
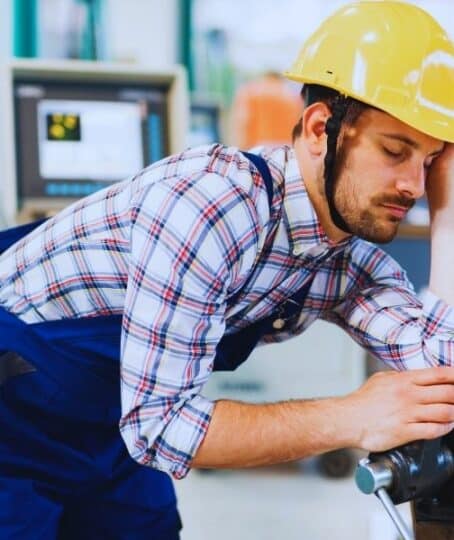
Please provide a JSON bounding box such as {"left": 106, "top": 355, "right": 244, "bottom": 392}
{"left": 132, "top": 144, "right": 287, "bottom": 224}
{"left": 134, "top": 144, "right": 256, "bottom": 189}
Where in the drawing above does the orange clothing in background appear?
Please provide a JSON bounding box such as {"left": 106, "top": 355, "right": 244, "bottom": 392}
{"left": 231, "top": 73, "right": 301, "bottom": 149}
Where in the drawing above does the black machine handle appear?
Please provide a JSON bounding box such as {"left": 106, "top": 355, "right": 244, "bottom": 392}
{"left": 356, "top": 433, "right": 454, "bottom": 538}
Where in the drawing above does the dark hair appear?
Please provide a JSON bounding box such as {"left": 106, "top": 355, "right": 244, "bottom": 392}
{"left": 291, "top": 84, "right": 368, "bottom": 142}
{"left": 292, "top": 85, "right": 334, "bottom": 141}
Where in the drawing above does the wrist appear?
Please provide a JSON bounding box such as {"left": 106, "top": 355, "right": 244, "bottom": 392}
{"left": 313, "top": 395, "right": 360, "bottom": 450}
{"left": 328, "top": 394, "right": 363, "bottom": 449}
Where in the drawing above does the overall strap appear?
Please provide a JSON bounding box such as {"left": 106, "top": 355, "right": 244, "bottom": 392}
{"left": 240, "top": 151, "right": 274, "bottom": 209}
{"left": 213, "top": 278, "right": 313, "bottom": 372}
{"left": 226, "top": 152, "right": 275, "bottom": 311}
{"left": 214, "top": 152, "right": 313, "bottom": 371}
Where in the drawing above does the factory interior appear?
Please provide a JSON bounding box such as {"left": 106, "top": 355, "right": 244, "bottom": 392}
{"left": 0, "top": 1, "right": 453, "bottom": 539}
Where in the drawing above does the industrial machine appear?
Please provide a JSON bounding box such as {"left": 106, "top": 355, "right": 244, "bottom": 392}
{"left": 0, "top": 59, "right": 189, "bottom": 225}
{"left": 356, "top": 433, "right": 454, "bottom": 539}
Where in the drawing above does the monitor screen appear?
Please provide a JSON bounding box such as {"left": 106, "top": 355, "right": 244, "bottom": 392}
{"left": 38, "top": 99, "right": 144, "bottom": 181}
{"left": 14, "top": 78, "right": 170, "bottom": 201}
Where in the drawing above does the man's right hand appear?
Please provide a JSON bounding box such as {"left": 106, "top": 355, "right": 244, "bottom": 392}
{"left": 343, "top": 366, "right": 454, "bottom": 452}
{"left": 191, "top": 367, "right": 454, "bottom": 471}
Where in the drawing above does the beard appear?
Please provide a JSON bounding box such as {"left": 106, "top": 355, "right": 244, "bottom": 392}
{"left": 335, "top": 194, "right": 408, "bottom": 243}
{"left": 324, "top": 169, "right": 415, "bottom": 244}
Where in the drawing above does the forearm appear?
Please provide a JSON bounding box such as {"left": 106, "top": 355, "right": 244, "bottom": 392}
{"left": 192, "top": 367, "right": 454, "bottom": 470}
{"left": 191, "top": 397, "right": 355, "bottom": 469}
{"left": 427, "top": 143, "right": 454, "bottom": 305}
{"left": 429, "top": 225, "right": 454, "bottom": 306}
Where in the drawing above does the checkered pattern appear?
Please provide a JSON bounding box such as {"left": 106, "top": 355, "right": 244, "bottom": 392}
{"left": 0, "top": 143, "right": 453, "bottom": 479}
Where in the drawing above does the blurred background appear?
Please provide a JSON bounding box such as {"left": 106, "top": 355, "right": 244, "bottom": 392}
{"left": 0, "top": 1, "right": 453, "bottom": 538}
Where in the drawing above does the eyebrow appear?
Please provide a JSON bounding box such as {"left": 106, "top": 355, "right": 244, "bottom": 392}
{"left": 379, "top": 132, "right": 444, "bottom": 155}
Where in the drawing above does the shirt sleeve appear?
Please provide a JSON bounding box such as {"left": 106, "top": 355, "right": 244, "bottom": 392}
{"left": 119, "top": 170, "right": 265, "bottom": 479}
{"left": 323, "top": 241, "right": 454, "bottom": 370}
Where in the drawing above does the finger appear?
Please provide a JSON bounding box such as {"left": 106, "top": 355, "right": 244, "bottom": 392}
{"left": 416, "top": 384, "right": 454, "bottom": 405}
{"left": 406, "top": 421, "right": 454, "bottom": 441}
{"left": 410, "top": 366, "right": 454, "bottom": 386}
{"left": 411, "top": 404, "right": 454, "bottom": 423}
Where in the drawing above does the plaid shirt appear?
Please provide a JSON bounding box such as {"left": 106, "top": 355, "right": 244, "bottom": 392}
{"left": 1, "top": 144, "right": 454, "bottom": 479}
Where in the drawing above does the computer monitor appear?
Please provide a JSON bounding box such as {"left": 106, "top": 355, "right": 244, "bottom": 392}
{"left": 2, "top": 60, "right": 189, "bottom": 223}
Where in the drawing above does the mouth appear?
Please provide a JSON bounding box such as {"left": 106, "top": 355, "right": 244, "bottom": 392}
{"left": 381, "top": 204, "right": 410, "bottom": 220}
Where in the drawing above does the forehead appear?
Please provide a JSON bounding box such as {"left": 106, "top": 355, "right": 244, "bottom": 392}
{"left": 353, "top": 108, "right": 444, "bottom": 153}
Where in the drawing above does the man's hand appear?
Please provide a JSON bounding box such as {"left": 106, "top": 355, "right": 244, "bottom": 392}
{"left": 426, "top": 142, "right": 454, "bottom": 227}
{"left": 426, "top": 143, "right": 454, "bottom": 305}
{"left": 343, "top": 367, "right": 454, "bottom": 452}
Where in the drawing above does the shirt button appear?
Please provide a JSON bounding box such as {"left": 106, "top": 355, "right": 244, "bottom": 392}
{"left": 272, "top": 318, "right": 286, "bottom": 330}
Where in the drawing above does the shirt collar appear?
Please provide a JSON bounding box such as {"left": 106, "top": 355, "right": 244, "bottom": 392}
{"left": 281, "top": 146, "right": 351, "bottom": 257}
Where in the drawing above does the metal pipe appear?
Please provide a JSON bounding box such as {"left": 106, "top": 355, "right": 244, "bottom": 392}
{"left": 376, "top": 488, "right": 414, "bottom": 540}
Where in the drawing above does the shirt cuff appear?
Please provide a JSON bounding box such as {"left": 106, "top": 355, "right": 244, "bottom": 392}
{"left": 150, "top": 394, "right": 215, "bottom": 479}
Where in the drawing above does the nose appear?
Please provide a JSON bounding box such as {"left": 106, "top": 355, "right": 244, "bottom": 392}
{"left": 395, "top": 160, "right": 426, "bottom": 200}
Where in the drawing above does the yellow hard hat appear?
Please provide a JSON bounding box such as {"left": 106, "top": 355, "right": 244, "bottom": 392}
{"left": 284, "top": 1, "right": 454, "bottom": 143}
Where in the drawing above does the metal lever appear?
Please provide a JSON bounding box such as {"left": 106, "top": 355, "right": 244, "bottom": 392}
{"left": 356, "top": 457, "right": 414, "bottom": 540}
{"left": 376, "top": 487, "right": 414, "bottom": 540}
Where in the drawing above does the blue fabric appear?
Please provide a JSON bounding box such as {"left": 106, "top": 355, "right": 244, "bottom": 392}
{"left": 0, "top": 370, "right": 181, "bottom": 539}
{"left": 0, "top": 219, "right": 47, "bottom": 253}
{"left": 0, "top": 224, "right": 180, "bottom": 537}
{"left": 0, "top": 152, "right": 307, "bottom": 537}
{"left": 0, "top": 307, "right": 121, "bottom": 410}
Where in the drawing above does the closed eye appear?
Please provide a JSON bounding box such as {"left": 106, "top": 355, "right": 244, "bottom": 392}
{"left": 383, "top": 147, "right": 404, "bottom": 158}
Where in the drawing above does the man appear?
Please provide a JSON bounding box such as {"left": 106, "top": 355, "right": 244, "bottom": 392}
{"left": 0, "top": 1, "right": 453, "bottom": 538}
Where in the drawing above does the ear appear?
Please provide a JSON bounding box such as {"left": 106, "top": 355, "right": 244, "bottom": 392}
{"left": 301, "top": 102, "right": 331, "bottom": 157}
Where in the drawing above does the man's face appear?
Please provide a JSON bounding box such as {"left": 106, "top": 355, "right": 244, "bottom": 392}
{"left": 326, "top": 108, "right": 444, "bottom": 243}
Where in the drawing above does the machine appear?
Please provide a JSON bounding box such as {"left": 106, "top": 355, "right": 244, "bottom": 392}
{"left": 356, "top": 434, "right": 454, "bottom": 539}
{"left": 0, "top": 59, "right": 189, "bottom": 224}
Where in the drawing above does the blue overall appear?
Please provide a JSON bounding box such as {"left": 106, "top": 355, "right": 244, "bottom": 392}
{"left": 0, "top": 154, "right": 311, "bottom": 538}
